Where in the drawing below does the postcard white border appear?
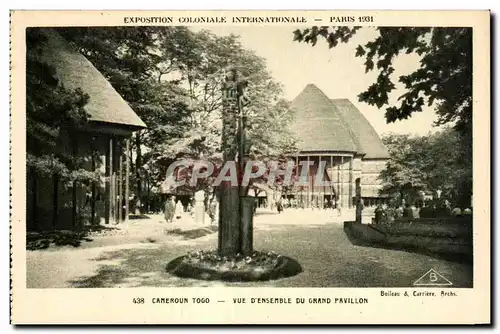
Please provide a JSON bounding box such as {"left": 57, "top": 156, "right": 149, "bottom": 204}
{"left": 10, "top": 10, "right": 491, "bottom": 324}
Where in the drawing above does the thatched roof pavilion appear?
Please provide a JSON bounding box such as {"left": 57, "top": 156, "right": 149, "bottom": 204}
{"left": 35, "top": 28, "right": 146, "bottom": 132}
{"left": 287, "top": 84, "right": 390, "bottom": 208}
{"left": 291, "top": 84, "right": 388, "bottom": 159}
{"left": 27, "top": 28, "right": 146, "bottom": 230}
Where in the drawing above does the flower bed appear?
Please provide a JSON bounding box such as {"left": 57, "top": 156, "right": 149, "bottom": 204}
{"left": 166, "top": 249, "right": 302, "bottom": 282}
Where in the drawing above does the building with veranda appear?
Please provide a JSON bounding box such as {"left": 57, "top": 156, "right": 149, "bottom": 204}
{"left": 287, "top": 84, "right": 390, "bottom": 209}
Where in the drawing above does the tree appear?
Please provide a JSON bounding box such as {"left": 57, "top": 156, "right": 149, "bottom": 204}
{"left": 293, "top": 26, "right": 472, "bottom": 204}
{"left": 27, "top": 29, "right": 91, "bottom": 180}
{"left": 154, "top": 29, "right": 297, "bottom": 191}
{"left": 58, "top": 27, "right": 297, "bottom": 217}
{"left": 380, "top": 128, "right": 471, "bottom": 207}
{"left": 58, "top": 27, "right": 196, "bottom": 211}
{"left": 26, "top": 28, "right": 98, "bottom": 229}
{"left": 293, "top": 27, "right": 472, "bottom": 134}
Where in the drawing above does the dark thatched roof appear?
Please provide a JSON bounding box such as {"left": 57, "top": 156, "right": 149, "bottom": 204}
{"left": 36, "top": 29, "right": 146, "bottom": 129}
{"left": 330, "top": 99, "right": 390, "bottom": 159}
{"left": 290, "top": 84, "right": 358, "bottom": 153}
{"left": 290, "top": 84, "right": 389, "bottom": 159}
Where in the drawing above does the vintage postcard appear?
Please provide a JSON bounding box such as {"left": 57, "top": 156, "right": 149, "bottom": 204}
{"left": 10, "top": 10, "right": 490, "bottom": 324}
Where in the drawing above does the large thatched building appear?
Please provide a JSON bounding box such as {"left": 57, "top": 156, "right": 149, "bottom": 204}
{"left": 27, "top": 29, "right": 146, "bottom": 230}
{"left": 289, "top": 84, "right": 390, "bottom": 208}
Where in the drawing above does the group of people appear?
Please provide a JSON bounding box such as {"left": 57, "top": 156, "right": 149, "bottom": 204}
{"left": 163, "top": 197, "right": 185, "bottom": 224}
{"left": 274, "top": 197, "right": 343, "bottom": 214}
{"left": 373, "top": 200, "right": 473, "bottom": 224}
{"left": 163, "top": 196, "right": 220, "bottom": 224}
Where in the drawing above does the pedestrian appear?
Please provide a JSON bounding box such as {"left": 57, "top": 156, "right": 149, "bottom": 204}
{"left": 374, "top": 204, "right": 385, "bottom": 224}
{"left": 395, "top": 205, "right": 404, "bottom": 219}
{"left": 175, "top": 198, "right": 183, "bottom": 221}
{"left": 355, "top": 198, "right": 364, "bottom": 222}
{"left": 411, "top": 203, "right": 420, "bottom": 219}
{"left": 283, "top": 198, "right": 289, "bottom": 208}
{"left": 164, "top": 196, "right": 175, "bottom": 223}
{"left": 403, "top": 202, "right": 414, "bottom": 219}
{"left": 134, "top": 196, "right": 141, "bottom": 215}
{"left": 277, "top": 199, "right": 284, "bottom": 214}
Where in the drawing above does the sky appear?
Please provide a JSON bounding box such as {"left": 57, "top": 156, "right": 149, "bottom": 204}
{"left": 193, "top": 26, "right": 441, "bottom": 136}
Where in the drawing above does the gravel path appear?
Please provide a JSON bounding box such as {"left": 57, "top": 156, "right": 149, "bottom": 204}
{"left": 26, "top": 209, "right": 472, "bottom": 288}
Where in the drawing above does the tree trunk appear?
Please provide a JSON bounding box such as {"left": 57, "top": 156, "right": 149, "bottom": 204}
{"left": 72, "top": 180, "right": 77, "bottom": 228}
{"left": 145, "top": 175, "right": 150, "bottom": 214}
{"left": 52, "top": 174, "right": 59, "bottom": 230}
{"left": 29, "top": 168, "right": 38, "bottom": 231}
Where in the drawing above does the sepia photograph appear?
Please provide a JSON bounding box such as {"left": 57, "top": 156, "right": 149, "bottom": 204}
{"left": 24, "top": 24, "right": 474, "bottom": 289}
{"left": 10, "top": 10, "right": 490, "bottom": 325}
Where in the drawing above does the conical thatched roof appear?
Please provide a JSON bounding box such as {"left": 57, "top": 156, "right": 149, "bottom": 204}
{"left": 290, "top": 84, "right": 389, "bottom": 159}
{"left": 290, "top": 84, "right": 358, "bottom": 153}
{"left": 35, "top": 29, "right": 146, "bottom": 129}
{"left": 330, "top": 99, "right": 389, "bottom": 159}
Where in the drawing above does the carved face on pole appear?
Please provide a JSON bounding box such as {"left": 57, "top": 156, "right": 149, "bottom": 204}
{"left": 225, "top": 68, "right": 238, "bottom": 82}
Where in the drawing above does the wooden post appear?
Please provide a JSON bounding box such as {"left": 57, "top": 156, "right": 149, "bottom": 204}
{"left": 330, "top": 155, "right": 334, "bottom": 202}
{"left": 135, "top": 132, "right": 142, "bottom": 214}
{"left": 317, "top": 156, "right": 321, "bottom": 208}
{"left": 91, "top": 139, "right": 96, "bottom": 225}
{"left": 340, "top": 156, "right": 344, "bottom": 208}
{"left": 108, "top": 137, "right": 114, "bottom": 224}
{"left": 295, "top": 155, "right": 299, "bottom": 202}
{"left": 240, "top": 197, "right": 254, "bottom": 256}
{"left": 311, "top": 156, "right": 315, "bottom": 207}
{"left": 337, "top": 157, "right": 340, "bottom": 206}
{"left": 125, "top": 138, "right": 130, "bottom": 222}
{"left": 72, "top": 138, "right": 78, "bottom": 228}
{"left": 306, "top": 155, "right": 310, "bottom": 207}
{"left": 218, "top": 74, "right": 241, "bottom": 256}
{"left": 355, "top": 178, "right": 362, "bottom": 224}
{"left": 118, "top": 141, "right": 123, "bottom": 222}
{"left": 104, "top": 143, "right": 109, "bottom": 224}
{"left": 349, "top": 157, "right": 353, "bottom": 208}
{"left": 112, "top": 138, "right": 117, "bottom": 223}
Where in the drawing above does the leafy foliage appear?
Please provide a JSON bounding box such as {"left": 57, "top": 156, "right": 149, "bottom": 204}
{"left": 294, "top": 26, "right": 473, "bottom": 206}
{"left": 380, "top": 128, "right": 472, "bottom": 207}
{"left": 26, "top": 28, "right": 99, "bottom": 186}
{"left": 54, "top": 27, "right": 296, "bottom": 207}
{"left": 57, "top": 27, "right": 193, "bottom": 202}
{"left": 293, "top": 27, "right": 472, "bottom": 137}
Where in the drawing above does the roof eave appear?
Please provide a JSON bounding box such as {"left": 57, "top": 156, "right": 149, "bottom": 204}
{"left": 81, "top": 120, "right": 146, "bottom": 136}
